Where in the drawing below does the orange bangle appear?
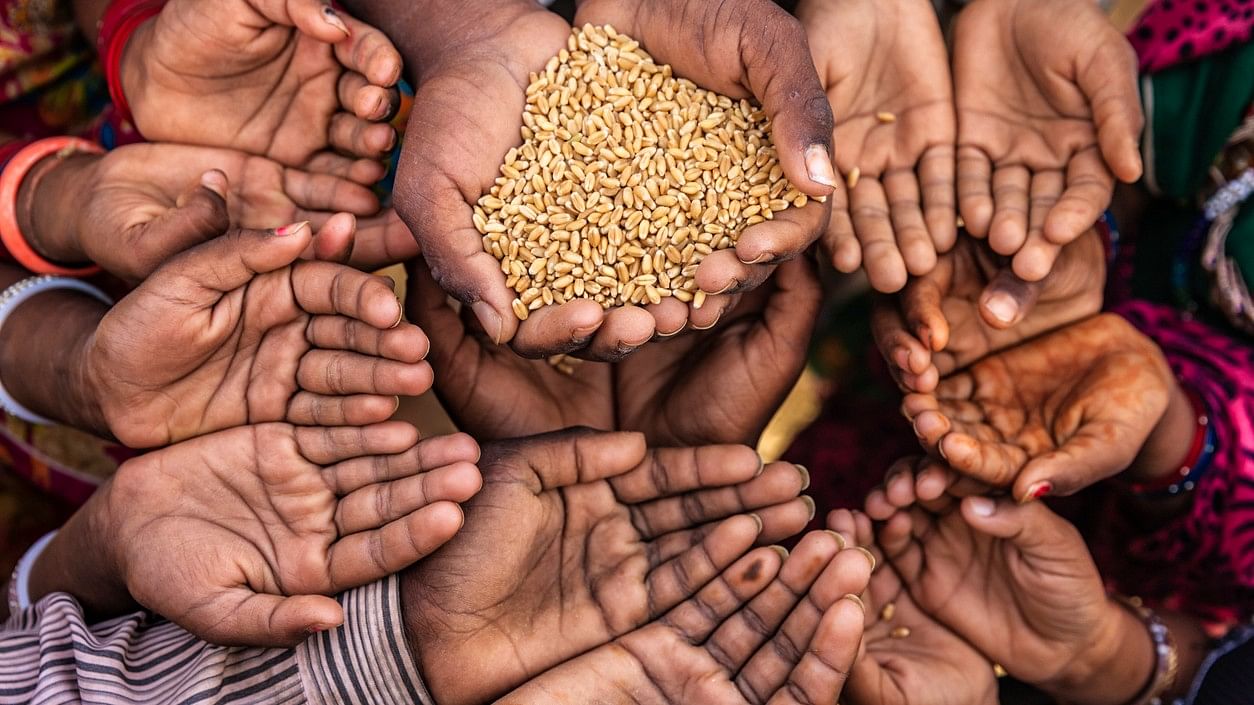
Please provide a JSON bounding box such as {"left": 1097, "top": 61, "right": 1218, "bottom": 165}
{"left": 0, "top": 137, "right": 104, "bottom": 277}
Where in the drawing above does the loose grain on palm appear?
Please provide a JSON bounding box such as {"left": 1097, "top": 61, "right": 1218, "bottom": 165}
{"left": 476, "top": 24, "right": 816, "bottom": 321}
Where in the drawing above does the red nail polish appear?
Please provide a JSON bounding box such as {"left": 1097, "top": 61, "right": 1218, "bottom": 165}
{"left": 274, "top": 222, "right": 309, "bottom": 237}
{"left": 1022, "top": 481, "right": 1052, "bottom": 503}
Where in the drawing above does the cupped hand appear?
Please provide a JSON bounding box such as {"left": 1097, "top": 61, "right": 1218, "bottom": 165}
{"left": 953, "top": 0, "right": 1142, "bottom": 281}
{"left": 85, "top": 222, "right": 434, "bottom": 448}
{"left": 408, "top": 256, "right": 820, "bottom": 447}
{"left": 124, "top": 0, "right": 401, "bottom": 170}
{"left": 872, "top": 227, "right": 1104, "bottom": 393}
{"left": 798, "top": 0, "right": 956, "bottom": 293}
{"left": 497, "top": 530, "right": 870, "bottom": 705}
{"left": 901, "top": 314, "right": 1174, "bottom": 501}
{"left": 827, "top": 509, "right": 998, "bottom": 705}
{"left": 106, "top": 422, "right": 481, "bottom": 646}
{"left": 402, "top": 429, "right": 815, "bottom": 705}
{"left": 572, "top": 0, "right": 835, "bottom": 302}
{"left": 871, "top": 483, "right": 1152, "bottom": 705}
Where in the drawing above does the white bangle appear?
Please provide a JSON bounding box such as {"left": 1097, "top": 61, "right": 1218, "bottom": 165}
{"left": 0, "top": 275, "right": 112, "bottom": 425}
{"left": 7, "top": 530, "right": 58, "bottom": 613}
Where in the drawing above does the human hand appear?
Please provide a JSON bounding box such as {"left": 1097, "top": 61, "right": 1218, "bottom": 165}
{"left": 872, "top": 227, "right": 1104, "bottom": 393}
{"left": 798, "top": 0, "right": 956, "bottom": 293}
{"left": 902, "top": 314, "right": 1176, "bottom": 501}
{"left": 826, "top": 509, "right": 998, "bottom": 705}
{"left": 408, "top": 256, "right": 820, "bottom": 447}
{"left": 47, "top": 422, "right": 480, "bottom": 647}
{"left": 84, "top": 222, "right": 434, "bottom": 448}
{"left": 402, "top": 429, "right": 815, "bottom": 705}
{"left": 953, "top": 0, "right": 1142, "bottom": 281}
{"left": 571, "top": 0, "right": 835, "bottom": 301}
{"left": 496, "top": 530, "right": 871, "bottom": 705}
{"left": 869, "top": 481, "right": 1156, "bottom": 705}
{"left": 123, "top": 0, "right": 401, "bottom": 171}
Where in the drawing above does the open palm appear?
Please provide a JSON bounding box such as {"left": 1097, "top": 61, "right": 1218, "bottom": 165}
{"left": 402, "top": 430, "right": 813, "bottom": 705}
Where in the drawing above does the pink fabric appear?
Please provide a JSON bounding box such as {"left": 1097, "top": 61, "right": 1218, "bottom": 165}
{"left": 1129, "top": 0, "right": 1254, "bottom": 73}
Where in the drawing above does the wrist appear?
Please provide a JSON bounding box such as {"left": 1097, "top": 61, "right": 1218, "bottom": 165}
{"left": 1127, "top": 379, "right": 1196, "bottom": 484}
{"left": 18, "top": 152, "right": 96, "bottom": 266}
{"left": 27, "top": 480, "right": 133, "bottom": 615}
{"left": 1044, "top": 598, "right": 1156, "bottom": 705}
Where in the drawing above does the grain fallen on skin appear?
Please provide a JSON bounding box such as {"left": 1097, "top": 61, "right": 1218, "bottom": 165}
{"left": 476, "top": 24, "right": 817, "bottom": 319}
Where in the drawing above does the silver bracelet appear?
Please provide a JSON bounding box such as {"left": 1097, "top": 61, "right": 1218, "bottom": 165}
{"left": 0, "top": 275, "right": 112, "bottom": 425}
{"left": 7, "top": 530, "right": 58, "bottom": 614}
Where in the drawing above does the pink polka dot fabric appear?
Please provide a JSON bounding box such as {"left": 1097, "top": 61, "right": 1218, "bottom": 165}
{"left": 1129, "top": 0, "right": 1254, "bottom": 72}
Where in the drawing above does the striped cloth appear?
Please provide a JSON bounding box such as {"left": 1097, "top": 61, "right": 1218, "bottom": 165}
{"left": 0, "top": 575, "right": 436, "bottom": 705}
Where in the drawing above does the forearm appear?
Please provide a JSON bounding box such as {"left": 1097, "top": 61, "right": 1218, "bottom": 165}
{"left": 1126, "top": 377, "right": 1194, "bottom": 483}
{"left": 15, "top": 152, "right": 96, "bottom": 267}
{"left": 0, "top": 265, "right": 110, "bottom": 436}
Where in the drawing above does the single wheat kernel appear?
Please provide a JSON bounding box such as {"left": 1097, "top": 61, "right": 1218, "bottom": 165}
{"left": 890, "top": 627, "right": 911, "bottom": 639}
{"left": 846, "top": 167, "right": 861, "bottom": 190}
{"left": 876, "top": 112, "right": 897, "bottom": 124}
{"left": 880, "top": 602, "right": 895, "bottom": 622}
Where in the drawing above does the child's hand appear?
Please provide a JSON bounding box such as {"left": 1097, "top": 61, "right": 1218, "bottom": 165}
{"left": 106, "top": 423, "right": 481, "bottom": 646}
{"left": 953, "top": 0, "right": 1142, "bottom": 281}
{"left": 871, "top": 228, "right": 1105, "bottom": 393}
{"left": 85, "top": 222, "right": 434, "bottom": 448}
{"left": 872, "top": 484, "right": 1159, "bottom": 705}
{"left": 124, "top": 0, "right": 401, "bottom": 171}
{"left": 901, "top": 314, "right": 1174, "bottom": 502}
{"left": 798, "top": 0, "right": 956, "bottom": 293}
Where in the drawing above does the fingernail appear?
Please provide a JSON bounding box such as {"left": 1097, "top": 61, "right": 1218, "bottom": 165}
{"left": 853, "top": 546, "right": 876, "bottom": 572}
{"left": 749, "top": 513, "right": 764, "bottom": 533}
{"left": 968, "top": 496, "right": 996, "bottom": 517}
{"left": 937, "top": 437, "right": 950, "bottom": 461}
{"left": 274, "top": 221, "right": 309, "bottom": 237}
{"left": 322, "top": 5, "right": 350, "bottom": 35}
{"left": 842, "top": 593, "right": 866, "bottom": 612}
{"left": 771, "top": 545, "right": 790, "bottom": 561}
{"left": 712, "top": 279, "right": 740, "bottom": 296}
{"left": 824, "top": 529, "right": 847, "bottom": 550}
{"left": 804, "top": 144, "right": 838, "bottom": 189}
{"left": 893, "top": 348, "right": 910, "bottom": 371}
{"left": 1021, "top": 481, "right": 1052, "bottom": 504}
{"left": 918, "top": 325, "right": 934, "bottom": 351}
{"left": 200, "top": 170, "right": 227, "bottom": 199}
{"left": 984, "top": 292, "right": 1019, "bottom": 324}
{"left": 470, "top": 302, "right": 504, "bottom": 345}
{"left": 795, "top": 464, "right": 810, "bottom": 491}
{"left": 743, "top": 251, "right": 776, "bottom": 265}
{"left": 304, "top": 624, "right": 330, "bottom": 636}
{"left": 572, "top": 323, "right": 601, "bottom": 340}
{"left": 802, "top": 495, "right": 816, "bottom": 521}
{"left": 369, "top": 93, "right": 387, "bottom": 119}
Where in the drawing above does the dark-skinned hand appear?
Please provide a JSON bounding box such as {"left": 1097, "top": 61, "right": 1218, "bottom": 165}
{"left": 798, "top": 0, "right": 956, "bottom": 293}
{"left": 401, "top": 429, "right": 815, "bottom": 705}
{"left": 953, "top": 0, "right": 1142, "bottom": 281}
{"left": 902, "top": 314, "right": 1175, "bottom": 501}
{"left": 84, "top": 222, "right": 433, "bottom": 448}
{"left": 872, "top": 227, "right": 1104, "bottom": 393}
{"left": 496, "top": 530, "right": 872, "bottom": 705}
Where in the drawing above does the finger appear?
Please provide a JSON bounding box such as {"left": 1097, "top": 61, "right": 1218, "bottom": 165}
{"left": 327, "top": 501, "right": 465, "bottom": 588}
{"left": 308, "top": 211, "right": 357, "bottom": 264}
{"left": 286, "top": 392, "right": 400, "bottom": 426}
{"left": 332, "top": 11, "right": 404, "bottom": 88}
{"left": 344, "top": 210, "right": 422, "bottom": 270}
{"left": 661, "top": 546, "right": 783, "bottom": 645}
{"left": 279, "top": 0, "right": 354, "bottom": 43}
{"left": 324, "top": 432, "right": 480, "bottom": 494}
{"left": 1042, "top": 148, "right": 1115, "bottom": 250}
{"left": 628, "top": 462, "right": 809, "bottom": 539}
{"left": 293, "top": 421, "right": 419, "bottom": 465}
{"left": 695, "top": 249, "right": 776, "bottom": 297}
{"left": 902, "top": 255, "right": 952, "bottom": 353}
{"left": 938, "top": 432, "right": 1027, "bottom": 488}
{"left": 734, "top": 199, "right": 828, "bottom": 266}
{"left": 297, "top": 350, "right": 434, "bottom": 396}
{"left": 851, "top": 178, "right": 908, "bottom": 293}
{"left": 304, "top": 153, "right": 387, "bottom": 185}
{"left": 193, "top": 590, "right": 343, "bottom": 648}
{"left": 956, "top": 146, "right": 994, "bottom": 237}
{"left": 823, "top": 174, "right": 860, "bottom": 273}
{"left": 1012, "top": 420, "right": 1147, "bottom": 501}
{"left": 884, "top": 169, "right": 937, "bottom": 277}
{"left": 960, "top": 495, "right": 1089, "bottom": 558}
{"left": 329, "top": 113, "right": 397, "bottom": 160}
{"left": 510, "top": 299, "right": 606, "bottom": 358}
{"left": 482, "top": 428, "right": 647, "bottom": 491}
{"left": 878, "top": 510, "right": 925, "bottom": 584}
{"left": 290, "top": 260, "right": 401, "bottom": 327}
{"left": 645, "top": 514, "right": 764, "bottom": 617}
{"left": 871, "top": 298, "right": 934, "bottom": 391}
{"left": 753, "top": 497, "right": 818, "bottom": 544}
{"left": 283, "top": 168, "right": 379, "bottom": 216}
{"left": 647, "top": 297, "right": 689, "bottom": 337}
{"left": 575, "top": 306, "right": 655, "bottom": 361}
{"left": 149, "top": 223, "right": 315, "bottom": 305}
{"left": 1012, "top": 169, "right": 1065, "bottom": 282}
{"left": 1080, "top": 40, "right": 1144, "bottom": 184}
{"left": 125, "top": 170, "right": 231, "bottom": 281}
{"left": 612, "top": 445, "right": 765, "bottom": 504}
{"left": 689, "top": 292, "right": 737, "bottom": 330}
{"left": 979, "top": 267, "right": 1044, "bottom": 329}
{"left": 988, "top": 165, "right": 1030, "bottom": 256}
{"left": 765, "top": 598, "right": 864, "bottom": 705}
{"left": 706, "top": 531, "right": 843, "bottom": 672}
{"left": 306, "top": 316, "right": 430, "bottom": 363}
{"left": 335, "top": 461, "right": 482, "bottom": 535}
{"left": 919, "top": 144, "right": 958, "bottom": 254}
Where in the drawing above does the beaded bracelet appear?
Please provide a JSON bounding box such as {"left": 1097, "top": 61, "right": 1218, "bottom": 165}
{"left": 0, "top": 137, "right": 104, "bottom": 277}
{"left": 98, "top": 0, "right": 168, "bottom": 129}
{"left": 1129, "top": 387, "right": 1216, "bottom": 497}
{"left": 1115, "top": 595, "right": 1180, "bottom": 705}
{"left": 0, "top": 276, "right": 114, "bottom": 425}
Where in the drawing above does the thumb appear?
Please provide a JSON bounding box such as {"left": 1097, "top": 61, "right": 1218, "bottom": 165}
{"left": 310, "top": 212, "right": 358, "bottom": 264}
{"left": 979, "top": 268, "right": 1044, "bottom": 329}
{"left": 150, "top": 221, "right": 315, "bottom": 304}
{"left": 126, "top": 170, "right": 231, "bottom": 282}
{"left": 193, "top": 590, "right": 344, "bottom": 648}
{"left": 278, "top": 0, "right": 352, "bottom": 43}
{"left": 1079, "top": 40, "right": 1144, "bottom": 184}
{"left": 960, "top": 495, "right": 1082, "bottom": 558}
